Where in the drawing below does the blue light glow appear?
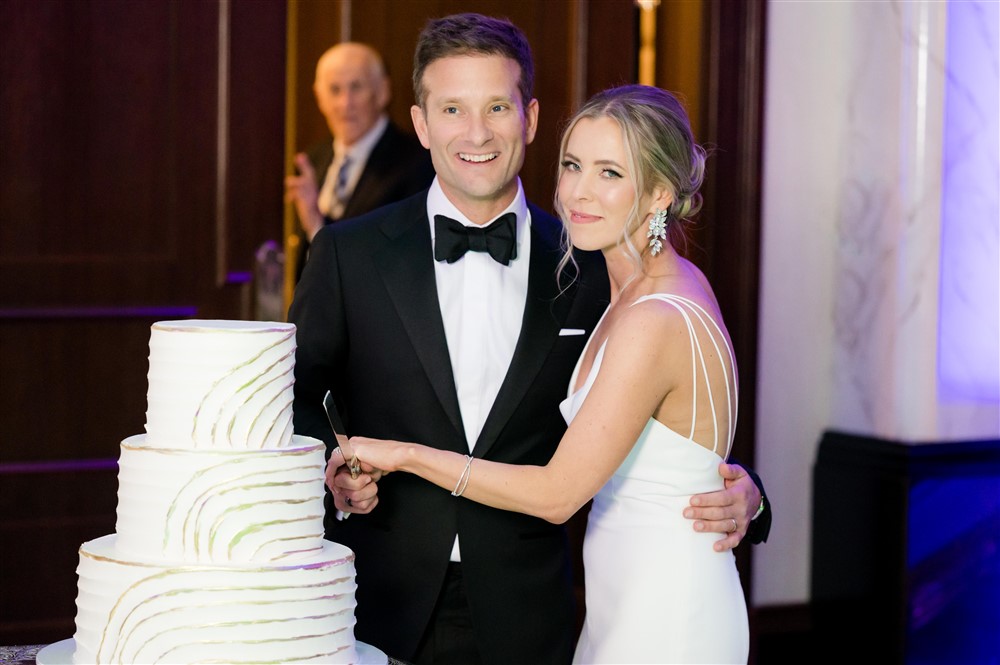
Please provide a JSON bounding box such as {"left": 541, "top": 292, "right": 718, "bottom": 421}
{"left": 938, "top": 0, "right": 1000, "bottom": 403}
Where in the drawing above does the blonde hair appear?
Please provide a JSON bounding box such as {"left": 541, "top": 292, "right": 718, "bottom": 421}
{"left": 554, "top": 85, "right": 706, "bottom": 286}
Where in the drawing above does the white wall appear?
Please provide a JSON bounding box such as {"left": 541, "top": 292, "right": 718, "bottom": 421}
{"left": 753, "top": 0, "right": 999, "bottom": 606}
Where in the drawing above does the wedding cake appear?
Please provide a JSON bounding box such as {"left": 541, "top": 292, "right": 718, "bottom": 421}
{"left": 68, "top": 320, "right": 359, "bottom": 664}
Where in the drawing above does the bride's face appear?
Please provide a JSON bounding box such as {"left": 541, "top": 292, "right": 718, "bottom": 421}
{"left": 557, "top": 116, "right": 639, "bottom": 253}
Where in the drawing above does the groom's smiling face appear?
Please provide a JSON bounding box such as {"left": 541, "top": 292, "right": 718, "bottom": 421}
{"left": 410, "top": 54, "right": 539, "bottom": 224}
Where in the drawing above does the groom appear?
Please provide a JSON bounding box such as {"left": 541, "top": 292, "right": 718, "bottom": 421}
{"left": 290, "top": 12, "right": 769, "bottom": 665}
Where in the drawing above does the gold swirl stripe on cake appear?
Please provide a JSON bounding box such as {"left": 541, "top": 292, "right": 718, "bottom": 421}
{"left": 153, "top": 447, "right": 321, "bottom": 554}
{"left": 123, "top": 441, "right": 322, "bottom": 456}
{"left": 256, "top": 537, "right": 326, "bottom": 561}
{"left": 215, "top": 511, "right": 322, "bottom": 559}
{"left": 268, "top": 418, "right": 295, "bottom": 456}
{"left": 249, "top": 380, "right": 295, "bottom": 448}
{"left": 117, "top": 609, "right": 354, "bottom": 664}
{"left": 220, "top": 364, "right": 294, "bottom": 445}
{"left": 189, "top": 481, "right": 320, "bottom": 557}
{"left": 109, "top": 589, "right": 354, "bottom": 663}
{"left": 191, "top": 331, "right": 295, "bottom": 445}
{"left": 166, "top": 465, "right": 322, "bottom": 560}
{"left": 112, "top": 602, "right": 355, "bottom": 664}
{"left": 187, "top": 482, "right": 322, "bottom": 560}
{"left": 81, "top": 545, "right": 355, "bottom": 570}
{"left": 148, "top": 621, "right": 354, "bottom": 664}
{"left": 92, "top": 565, "right": 355, "bottom": 664}
{"left": 205, "top": 350, "right": 294, "bottom": 448}
{"left": 190, "top": 333, "right": 294, "bottom": 448}
{"left": 168, "top": 463, "right": 321, "bottom": 556}
{"left": 151, "top": 323, "right": 297, "bottom": 336}
{"left": 216, "top": 364, "right": 294, "bottom": 448}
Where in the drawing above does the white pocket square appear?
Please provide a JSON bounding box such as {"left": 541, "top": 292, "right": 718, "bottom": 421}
{"left": 559, "top": 328, "right": 587, "bottom": 336}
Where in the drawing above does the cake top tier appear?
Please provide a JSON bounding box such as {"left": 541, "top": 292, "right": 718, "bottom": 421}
{"left": 145, "top": 320, "right": 297, "bottom": 450}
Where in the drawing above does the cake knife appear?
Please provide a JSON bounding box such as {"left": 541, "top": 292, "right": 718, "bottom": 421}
{"left": 323, "top": 390, "right": 361, "bottom": 480}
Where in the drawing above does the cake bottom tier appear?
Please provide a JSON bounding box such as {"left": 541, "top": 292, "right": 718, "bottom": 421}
{"left": 73, "top": 534, "right": 358, "bottom": 664}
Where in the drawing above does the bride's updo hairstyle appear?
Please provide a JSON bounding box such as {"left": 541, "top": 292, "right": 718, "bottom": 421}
{"left": 555, "top": 84, "right": 706, "bottom": 281}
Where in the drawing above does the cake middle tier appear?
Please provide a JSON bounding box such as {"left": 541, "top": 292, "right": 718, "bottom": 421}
{"left": 115, "top": 434, "right": 327, "bottom": 563}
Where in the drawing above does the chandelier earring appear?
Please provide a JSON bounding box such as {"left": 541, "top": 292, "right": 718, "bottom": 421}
{"left": 647, "top": 208, "right": 668, "bottom": 256}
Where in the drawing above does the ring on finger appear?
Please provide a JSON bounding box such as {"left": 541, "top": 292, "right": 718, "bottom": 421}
{"left": 729, "top": 518, "right": 737, "bottom": 533}
{"left": 348, "top": 454, "right": 362, "bottom": 480}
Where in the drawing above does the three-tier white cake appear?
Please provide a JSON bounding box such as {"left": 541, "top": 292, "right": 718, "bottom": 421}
{"left": 67, "top": 320, "right": 359, "bottom": 664}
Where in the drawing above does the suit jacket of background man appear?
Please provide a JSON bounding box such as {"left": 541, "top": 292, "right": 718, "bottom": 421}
{"left": 295, "top": 121, "right": 435, "bottom": 279}
{"left": 289, "top": 191, "right": 611, "bottom": 664}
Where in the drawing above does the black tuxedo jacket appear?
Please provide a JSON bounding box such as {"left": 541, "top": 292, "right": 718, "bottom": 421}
{"left": 295, "top": 121, "right": 435, "bottom": 279}
{"left": 289, "top": 192, "right": 610, "bottom": 664}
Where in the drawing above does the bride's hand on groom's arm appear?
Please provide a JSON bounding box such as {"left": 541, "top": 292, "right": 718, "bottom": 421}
{"left": 320, "top": 434, "right": 415, "bottom": 515}
{"left": 349, "top": 436, "right": 411, "bottom": 476}
{"left": 683, "top": 463, "right": 762, "bottom": 552}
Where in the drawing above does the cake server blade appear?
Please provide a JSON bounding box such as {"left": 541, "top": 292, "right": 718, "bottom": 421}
{"left": 323, "top": 390, "right": 360, "bottom": 480}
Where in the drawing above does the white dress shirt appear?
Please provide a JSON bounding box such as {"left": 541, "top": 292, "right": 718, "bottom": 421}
{"left": 426, "top": 177, "right": 532, "bottom": 561}
{"left": 318, "top": 114, "right": 389, "bottom": 218}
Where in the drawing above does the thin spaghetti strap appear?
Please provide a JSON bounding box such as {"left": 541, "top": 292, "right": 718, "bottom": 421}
{"left": 630, "top": 294, "right": 738, "bottom": 458}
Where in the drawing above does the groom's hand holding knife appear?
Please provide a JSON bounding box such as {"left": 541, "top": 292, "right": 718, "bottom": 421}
{"left": 323, "top": 391, "right": 380, "bottom": 516}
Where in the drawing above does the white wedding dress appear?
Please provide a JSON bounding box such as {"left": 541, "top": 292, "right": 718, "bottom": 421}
{"left": 561, "top": 294, "right": 749, "bottom": 664}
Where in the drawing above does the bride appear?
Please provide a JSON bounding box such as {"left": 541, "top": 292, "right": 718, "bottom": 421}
{"left": 349, "top": 84, "right": 749, "bottom": 664}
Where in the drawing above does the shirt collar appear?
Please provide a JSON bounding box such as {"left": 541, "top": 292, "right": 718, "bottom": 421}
{"left": 333, "top": 114, "right": 388, "bottom": 163}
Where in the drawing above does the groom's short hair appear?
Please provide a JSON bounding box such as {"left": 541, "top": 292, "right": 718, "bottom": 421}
{"left": 412, "top": 12, "right": 535, "bottom": 111}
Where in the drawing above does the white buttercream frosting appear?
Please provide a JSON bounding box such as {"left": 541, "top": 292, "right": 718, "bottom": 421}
{"left": 114, "top": 434, "right": 326, "bottom": 563}
{"left": 74, "top": 536, "right": 357, "bottom": 665}
{"left": 70, "top": 320, "right": 360, "bottom": 664}
{"left": 145, "top": 320, "right": 296, "bottom": 450}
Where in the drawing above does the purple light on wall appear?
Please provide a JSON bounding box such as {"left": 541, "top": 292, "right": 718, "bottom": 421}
{"left": 938, "top": 0, "right": 1000, "bottom": 403}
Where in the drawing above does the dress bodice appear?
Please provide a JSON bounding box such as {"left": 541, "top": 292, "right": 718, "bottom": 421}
{"left": 558, "top": 293, "right": 738, "bottom": 498}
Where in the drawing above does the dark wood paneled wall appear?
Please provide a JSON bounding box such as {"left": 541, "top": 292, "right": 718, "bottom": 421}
{"left": 0, "top": 0, "right": 286, "bottom": 643}
{"left": 697, "top": 0, "right": 767, "bottom": 509}
{"left": 0, "top": 0, "right": 764, "bottom": 650}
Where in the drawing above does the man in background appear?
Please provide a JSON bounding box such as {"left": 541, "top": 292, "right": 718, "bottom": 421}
{"left": 285, "top": 42, "right": 434, "bottom": 277}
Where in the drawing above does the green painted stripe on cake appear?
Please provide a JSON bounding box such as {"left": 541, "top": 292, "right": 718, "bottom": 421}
{"left": 191, "top": 330, "right": 294, "bottom": 447}
{"left": 219, "top": 512, "right": 318, "bottom": 559}
{"left": 94, "top": 567, "right": 352, "bottom": 663}
{"left": 162, "top": 457, "right": 321, "bottom": 555}
{"left": 219, "top": 354, "right": 295, "bottom": 448}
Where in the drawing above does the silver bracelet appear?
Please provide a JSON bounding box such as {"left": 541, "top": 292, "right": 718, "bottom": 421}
{"left": 451, "top": 455, "right": 474, "bottom": 497}
{"left": 751, "top": 496, "right": 766, "bottom": 521}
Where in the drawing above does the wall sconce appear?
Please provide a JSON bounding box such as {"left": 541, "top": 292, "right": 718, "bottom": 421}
{"left": 635, "top": 0, "right": 661, "bottom": 85}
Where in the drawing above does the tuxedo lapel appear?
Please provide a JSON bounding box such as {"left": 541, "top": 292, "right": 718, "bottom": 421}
{"left": 311, "top": 142, "right": 334, "bottom": 187}
{"left": 474, "top": 207, "right": 573, "bottom": 458}
{"left": 373, "top": 203, "right": 465, "bottom": 443}
{"left": 342, "top": 128, "right": 392, "bottom": 219}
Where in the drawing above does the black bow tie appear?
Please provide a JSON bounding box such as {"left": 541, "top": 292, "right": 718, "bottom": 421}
{"left": 434, "top": 213, "right": 518, "bottom": 266}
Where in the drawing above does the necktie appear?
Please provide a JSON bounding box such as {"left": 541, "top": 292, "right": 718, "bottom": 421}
{"left": 334, "top": 155, "right": 352, "bottom": 202}
{"left": 434, "top": 212, "right": 518, "bottom": 266}
{"left": 318, "top": 154, "right": 352, "bottom": 218}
